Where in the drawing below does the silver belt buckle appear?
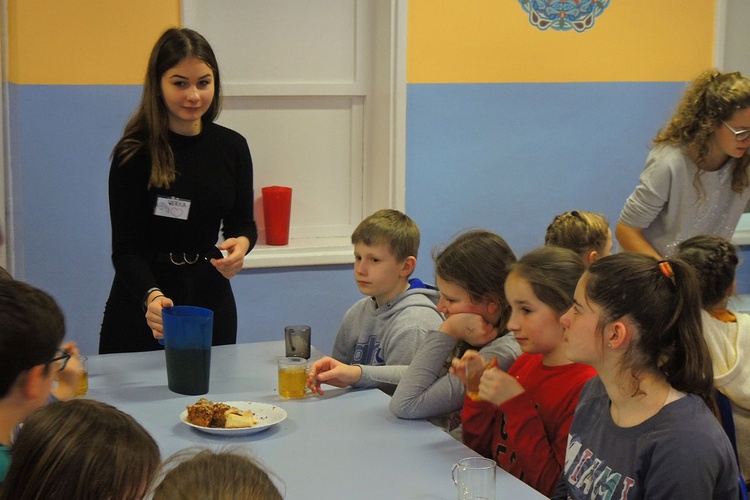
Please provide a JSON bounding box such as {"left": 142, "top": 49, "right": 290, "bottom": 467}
{"left": 169, "top": 253, "right": 200, "bottom": 265}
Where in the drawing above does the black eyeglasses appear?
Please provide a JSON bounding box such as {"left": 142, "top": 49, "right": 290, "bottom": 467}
{"left": 722, "top": 121, "right": 750, "bottom": 142}
{"left": 45, "top": 349, "right": 71, "bottom": 372}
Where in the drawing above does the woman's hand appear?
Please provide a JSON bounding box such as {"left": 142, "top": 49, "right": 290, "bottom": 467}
{"left": 53, "top": 341, "right": 84, "bottom": 400}
{"left": 440, "top": 312, "right": 498, "bottom": 347}
{"left": 307, "top": 356, "right": 362, "bottom": 395}
{"left": 211, "top": 237, "right": 251, "bottom": 279}
{"left": 479, "top": 366, "right": 525, "bottom": 406}
{"left": 146, "top": 295, "right": 174, "bottom": 339}
{"left": 449, "top": 349, "right": 484, "bottom": 385}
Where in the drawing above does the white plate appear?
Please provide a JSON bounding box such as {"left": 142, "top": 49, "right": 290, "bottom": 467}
{"left": 180, "top": 401, "right": 287, "bottom": 436}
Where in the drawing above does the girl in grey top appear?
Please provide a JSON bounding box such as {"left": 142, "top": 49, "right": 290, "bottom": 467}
{"left": 616, "top": 69, "right": 750, "bottom": 258}
{"left": 390, "top": 229, "right": 521, "bottom": 430}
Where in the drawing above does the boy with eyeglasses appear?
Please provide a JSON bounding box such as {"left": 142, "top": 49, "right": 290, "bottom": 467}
{"left": 0, "top": 279, "right": 79, "bottom": 481}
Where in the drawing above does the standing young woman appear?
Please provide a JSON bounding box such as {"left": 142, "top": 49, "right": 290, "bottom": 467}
{"left": 555, "top": 253, "right": 738, "bottom": 499}
{"left": 616, "top": 70, "right": 750, "bottom": 258}
{"left": 99, "top": 28, "right": 257, "bottom": 353}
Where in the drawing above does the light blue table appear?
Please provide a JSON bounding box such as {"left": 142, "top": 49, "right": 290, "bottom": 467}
{"left": 88, "top": 341, "right": 547, "bottom": 500}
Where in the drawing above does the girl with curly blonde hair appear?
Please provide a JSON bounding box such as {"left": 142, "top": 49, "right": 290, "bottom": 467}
{"left": 616, "top": 69, "right": 750, "bottom": 259}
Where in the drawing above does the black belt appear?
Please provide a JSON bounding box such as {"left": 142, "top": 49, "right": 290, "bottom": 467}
{"left": 156, "top": 252, "right": 208, "bottom": 266}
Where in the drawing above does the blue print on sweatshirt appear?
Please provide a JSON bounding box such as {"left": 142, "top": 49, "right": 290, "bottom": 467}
{"left": 352, "top": 335, "right": 384, "bottom": 365}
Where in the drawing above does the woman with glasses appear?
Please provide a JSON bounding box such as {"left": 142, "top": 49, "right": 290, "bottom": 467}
{"left": 616, "top": 69, "right": 750, "bottom": 259}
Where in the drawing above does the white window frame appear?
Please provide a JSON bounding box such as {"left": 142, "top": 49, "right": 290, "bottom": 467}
{"left": 183, "top": 0, "right": 407, "bottom": 269}
{"left": 0, "top": 0, "right": 8, "bottom": 272}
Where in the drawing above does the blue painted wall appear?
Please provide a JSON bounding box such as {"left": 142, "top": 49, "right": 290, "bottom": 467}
{"left": 405, "top": 82, "right": 686, "bottom": 279}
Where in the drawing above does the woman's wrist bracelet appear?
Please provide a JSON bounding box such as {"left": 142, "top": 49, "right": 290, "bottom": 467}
{"left": 142, "top": 287, "right": 162, "bottom": 311}
{"left": 149, "top": 294, "right": 165, "bottom": 304}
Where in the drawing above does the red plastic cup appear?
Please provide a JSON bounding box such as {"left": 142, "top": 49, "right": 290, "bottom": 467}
{"left": 262, "top": 186, "right": 292, "bottom": 245}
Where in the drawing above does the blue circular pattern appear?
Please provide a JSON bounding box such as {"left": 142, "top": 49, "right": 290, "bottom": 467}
{"left": 517, "top": 0, "right": 612, "bottom": 32}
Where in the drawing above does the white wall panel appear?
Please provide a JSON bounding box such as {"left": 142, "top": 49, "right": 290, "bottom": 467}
{"left": 219, "top": 96, "right": 363, "bottom": 240}
{"left": 182, "top": 0, "right": 404, "bottom": 267}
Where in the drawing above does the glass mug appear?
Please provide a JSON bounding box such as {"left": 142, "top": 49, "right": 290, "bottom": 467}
{"left": 465, "top": 357, "right": 498, "bottom": 402}
{"left": 277, "top": 357, "right": 310, "bottom": 399}
{"left": 452, "top": 457, "right": 496, "bottom": 500}
{"left": 76, "top": 355, "right": 88, "bottom": 397}
{"left": 284, "top": 325, "right": 311, "bottom": 359}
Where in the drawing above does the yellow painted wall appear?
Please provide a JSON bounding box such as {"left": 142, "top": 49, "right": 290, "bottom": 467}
{"left": 407, "top": 0, "right": 715, "bottom": 83}
{"left": 7, "top": 0, "right": 181, "bottom": 85}
{"left": 8, "top": 1, "right": 714, "bottom": 85}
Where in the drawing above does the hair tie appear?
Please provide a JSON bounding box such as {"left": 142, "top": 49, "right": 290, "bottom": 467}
{"left": 657, "top": 260, "right": 676, "bottom": 287}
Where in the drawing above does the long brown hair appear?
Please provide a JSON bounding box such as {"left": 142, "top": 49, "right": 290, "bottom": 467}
{"left": 433, "top": 229, "right": 516, "bottom": 334}
{"left": 585, "top": 253, "right": 714, "bottom": 407}
{"left": 112, "top": 27, "right": 222, "bottom": 189}
{"left": 0, "top": 399, "right": 160, "bottom": 500}
{"left": 510, "top": 246, "right": 585, "bottom": 316}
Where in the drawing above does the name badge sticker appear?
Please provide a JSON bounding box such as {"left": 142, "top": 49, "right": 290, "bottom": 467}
{"left": 154, "top": 196, "right": 191, "bottom": 220}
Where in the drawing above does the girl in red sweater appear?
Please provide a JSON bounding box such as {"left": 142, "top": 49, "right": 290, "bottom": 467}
{"left": 452, "top": 246, "right": 597, "bottom": 497}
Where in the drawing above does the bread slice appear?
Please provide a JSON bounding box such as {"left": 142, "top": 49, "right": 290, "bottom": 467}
{"left": 224, "top": 408, "right": 257, "bottom": 428}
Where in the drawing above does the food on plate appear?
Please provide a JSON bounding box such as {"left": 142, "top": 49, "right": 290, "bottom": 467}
{"left": 186, "top": 398, "right": 214, "bottom": 427}
{"left": 185, "top": 398, "right": 257, "bottom": 429}
{"left": 211, "top": 402, "right": 231, "bottom": 428}
{"left": 224, "top": 408, "right": 258, "bottom": 428}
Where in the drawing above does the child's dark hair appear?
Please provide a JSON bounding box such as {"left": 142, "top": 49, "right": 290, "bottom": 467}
{"left": 677, "top": 235, "right": 739, "bottom": 310}
{"left": 0, "top": 280, "right": 65, "bottom": 398}
{"left": 351, "top": 209, "right": 420, "bottom": 262}
{"left": 585, "top": 253, "right": 714, "bottom": 406}
{"left": 511, "top": 246, "right": 585, "bottom": 315}
{"left": 433, "top": 229, "right": 516, "bottom": 333}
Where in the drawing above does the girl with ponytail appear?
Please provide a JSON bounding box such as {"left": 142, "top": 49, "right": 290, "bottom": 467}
{"left": 554, "top": 252, "right": 738, "bottom": 499}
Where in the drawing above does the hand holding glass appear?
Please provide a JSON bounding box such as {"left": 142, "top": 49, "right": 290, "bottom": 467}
{"left": 465, "top": 357, "right": 498, "bottom": 402}
{"left": 76, "top": 355, "right": 88, "bottom": 397}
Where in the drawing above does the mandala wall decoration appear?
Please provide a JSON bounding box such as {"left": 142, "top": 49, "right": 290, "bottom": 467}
{"left": 517, "top": 0, "right": 612, "bottom": 32}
